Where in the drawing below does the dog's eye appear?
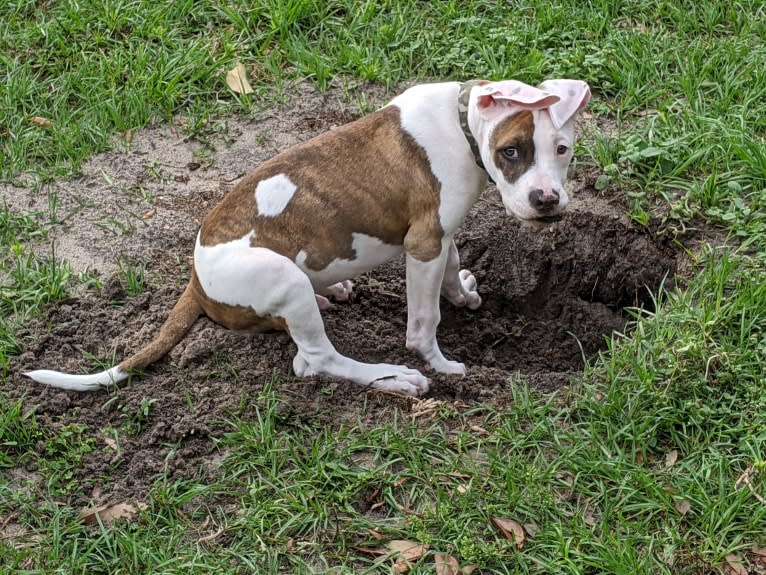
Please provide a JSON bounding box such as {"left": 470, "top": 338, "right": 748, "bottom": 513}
{"left": 557, "top": 144, "right": 569, "bottom": 155}
{"left": 502, "top": 146, "right": 519, "bottom": 160}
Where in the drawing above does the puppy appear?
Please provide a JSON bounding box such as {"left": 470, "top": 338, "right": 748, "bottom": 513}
{"left": 26, "top": 79, "right": 590, "bottom": 396}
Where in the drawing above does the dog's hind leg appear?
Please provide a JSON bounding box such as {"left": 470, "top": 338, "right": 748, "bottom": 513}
{"left": 195, "top": 243, "right": 429, "bottom": 396}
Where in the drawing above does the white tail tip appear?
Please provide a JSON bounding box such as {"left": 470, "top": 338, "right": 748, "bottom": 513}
{"left": 24, "top": 366, "right": 128, "bottom": 391}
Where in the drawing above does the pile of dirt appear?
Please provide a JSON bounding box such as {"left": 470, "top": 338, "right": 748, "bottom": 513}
{"left": 1, "top": 82, "right": 679, "bottom": 502}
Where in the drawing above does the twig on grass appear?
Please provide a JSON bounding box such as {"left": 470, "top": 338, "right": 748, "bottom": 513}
{"left": 735, "top": 465, "right": 766, "bottom": 505}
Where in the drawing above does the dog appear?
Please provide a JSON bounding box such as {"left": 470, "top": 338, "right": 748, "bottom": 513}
{"left": 25, "top": 78, "right": 590, "bottom": 397}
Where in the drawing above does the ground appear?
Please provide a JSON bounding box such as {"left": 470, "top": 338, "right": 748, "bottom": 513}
{"left": 2, "top": 83, "right": 679, "bottom": 505}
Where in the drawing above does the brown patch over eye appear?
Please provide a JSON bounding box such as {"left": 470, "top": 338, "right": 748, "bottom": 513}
{"left": 490, "top": 111, "right": 535, "bottom": 184}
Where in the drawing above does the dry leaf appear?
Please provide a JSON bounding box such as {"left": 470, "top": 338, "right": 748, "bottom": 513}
{"left": 434, "top": 553, "right": 460, "bottom": 575}
{"left": 226, "top": 62, "right": 253, "bottom": 94}
{"left": 725, "top": 553, "right": 748, "bottom": 575}
{"left": 461, "top": 566, "right": 477, "bottom": 574}
{"left": 470, "top": 425, "right": 490, "bottom": 436}
{"left": 363, "top": 539, "right": 429, "bottom": 570}
{"left": 141, "top": 209, "right": 156, "bottom": 220}
{"left": 674, "top": 499, "right": 691, "bottom": 516}
{"left": 386, "top": 540, "right": 428, "bottom": 562}
{"left": 492, "top": 517, "right": 525, "bottom": 548}
{"left": 30, "top": 116, "right": 53, "bottom": 128}
{"left": 79, "top": 502, "right": 146, "bottom": 525}
{"left": 103, "top": 436, "right": 118, "bottom": 451}
{"left": 582, "top": 111, "right": 593, "bottom": 120}
{"left": 665, "top": 449, "right": 679, "bottom": 468}
{"left": 392, "top": 558, "right": 409, "bottom": 574}
{"left": 752, "top": 545, "right": 766, "bottom": 565}
{"left": 123, "top": 129, "right": 133, "bottom": 144}
{"left": 368, "top": 529, "right": 384, "bottom": 541}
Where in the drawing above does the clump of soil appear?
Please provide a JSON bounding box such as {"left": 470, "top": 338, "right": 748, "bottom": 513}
{"left": 1, "top": 82, "right": 679, "bottom": 502}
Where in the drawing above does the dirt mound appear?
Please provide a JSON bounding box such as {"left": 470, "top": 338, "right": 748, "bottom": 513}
{"left": 2, "top": 83, "right": 678, "bottom": 502}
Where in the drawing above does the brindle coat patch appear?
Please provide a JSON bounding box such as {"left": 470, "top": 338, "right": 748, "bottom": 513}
{"left": 200, "top": 106, "right": 444, "bottom": 266}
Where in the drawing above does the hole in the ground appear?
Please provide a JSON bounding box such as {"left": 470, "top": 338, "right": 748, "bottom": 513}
{"left": 437, "top": 184, "right": 677, "bottom": 380}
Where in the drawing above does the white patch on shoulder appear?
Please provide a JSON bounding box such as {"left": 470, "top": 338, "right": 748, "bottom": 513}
{"left": 255, "top": 173, "right": 297, "bottom": 217}
{"left": 295, "top": 233, "right": 403, "bottom": 288}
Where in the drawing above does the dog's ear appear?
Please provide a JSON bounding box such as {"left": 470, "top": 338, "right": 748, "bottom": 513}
{"left": 538, "top": 79, "right": 591, "bottom": 129}
{"left": 477, "top": 80, "right": 560, "bottom": 110}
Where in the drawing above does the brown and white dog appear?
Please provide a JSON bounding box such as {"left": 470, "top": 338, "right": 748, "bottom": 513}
{"left": 25, "top": 79, "right": 590, "bottom": 397}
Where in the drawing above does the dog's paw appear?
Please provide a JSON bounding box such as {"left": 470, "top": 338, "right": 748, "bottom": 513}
{"left": 293, "top": 352, "right": 429, "bottom": 396}
{"left": 429, "top": 358, "right": 466, "bottom": 375}
{"left": 292, "top": 353, "right": 313, "bottom": 377}
{"left": 323, "top": 280, "right": 354, "bottom": 302}
{"left": 370, "top": 368, "right": 430, "bottom": 397}
{"left": 458, "top": 269, "right": 482, "bottom": 309}
{"left": 315, "top": 294, "right": 333, "bottom": 310}
{"left": 442, "top": 269, "right": 481, "bottom": 309}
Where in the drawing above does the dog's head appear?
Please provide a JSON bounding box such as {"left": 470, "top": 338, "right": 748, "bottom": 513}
{"left": 470, "top": 79, "right": 590, "bottom": 222}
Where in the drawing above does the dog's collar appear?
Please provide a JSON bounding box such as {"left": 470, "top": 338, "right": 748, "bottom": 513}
{"left": 458, "top": 80, "right": 493, "bottom": 182}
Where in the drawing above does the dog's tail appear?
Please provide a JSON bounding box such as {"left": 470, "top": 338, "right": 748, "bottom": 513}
{"left": 24, "top": 281, "right": 203, "bottom": 391}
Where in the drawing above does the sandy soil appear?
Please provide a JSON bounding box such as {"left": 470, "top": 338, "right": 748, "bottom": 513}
{"left": 1, "top": 82, "right": 680, "bottom": 503}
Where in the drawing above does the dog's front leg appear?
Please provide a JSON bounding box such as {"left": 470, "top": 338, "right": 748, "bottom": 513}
{"left": 440, "top": 240, "right": 482, "bottom": 310}
{"left": 405, "top": 239, "right": 466, "bottom": 375}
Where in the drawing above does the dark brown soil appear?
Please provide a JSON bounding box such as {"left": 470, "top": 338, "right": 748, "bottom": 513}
{"left": 1, "top": 83, "right": 679, "bottom": 504}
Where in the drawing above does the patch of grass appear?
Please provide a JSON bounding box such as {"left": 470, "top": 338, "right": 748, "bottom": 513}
{"left": 0, "top": 205, "right": 71, "bottom": 373}
{"left": 0, "top": 399, "right": 43, "bottom": 468}
{"left": 4, "top": 308, "right": 766, "bottom": 572}
{"left": 121, "top": 397, "right": 158, "bottom": 436}
{"left": 3, "top": 1, "right": 766, "bottom": 574}
{"left": 116, "top": 257, "right": 148, "bottom": 297}
{"left": 39, "top": 423, "right": 98, "bottom": 497}
{"left": 0, "top": 401, "right": 95, "bottom": 497}
{"left": 1, "top": 248, "right": 71, "bottom": 317}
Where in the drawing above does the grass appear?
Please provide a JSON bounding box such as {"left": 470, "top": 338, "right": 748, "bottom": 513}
{"left": 2, "top": 0, "right": 766, "bottom": 573}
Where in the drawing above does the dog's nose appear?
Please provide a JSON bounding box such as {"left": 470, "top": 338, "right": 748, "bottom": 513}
{"left": 529, "top": 188, "right": 560, "bottom": 212}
